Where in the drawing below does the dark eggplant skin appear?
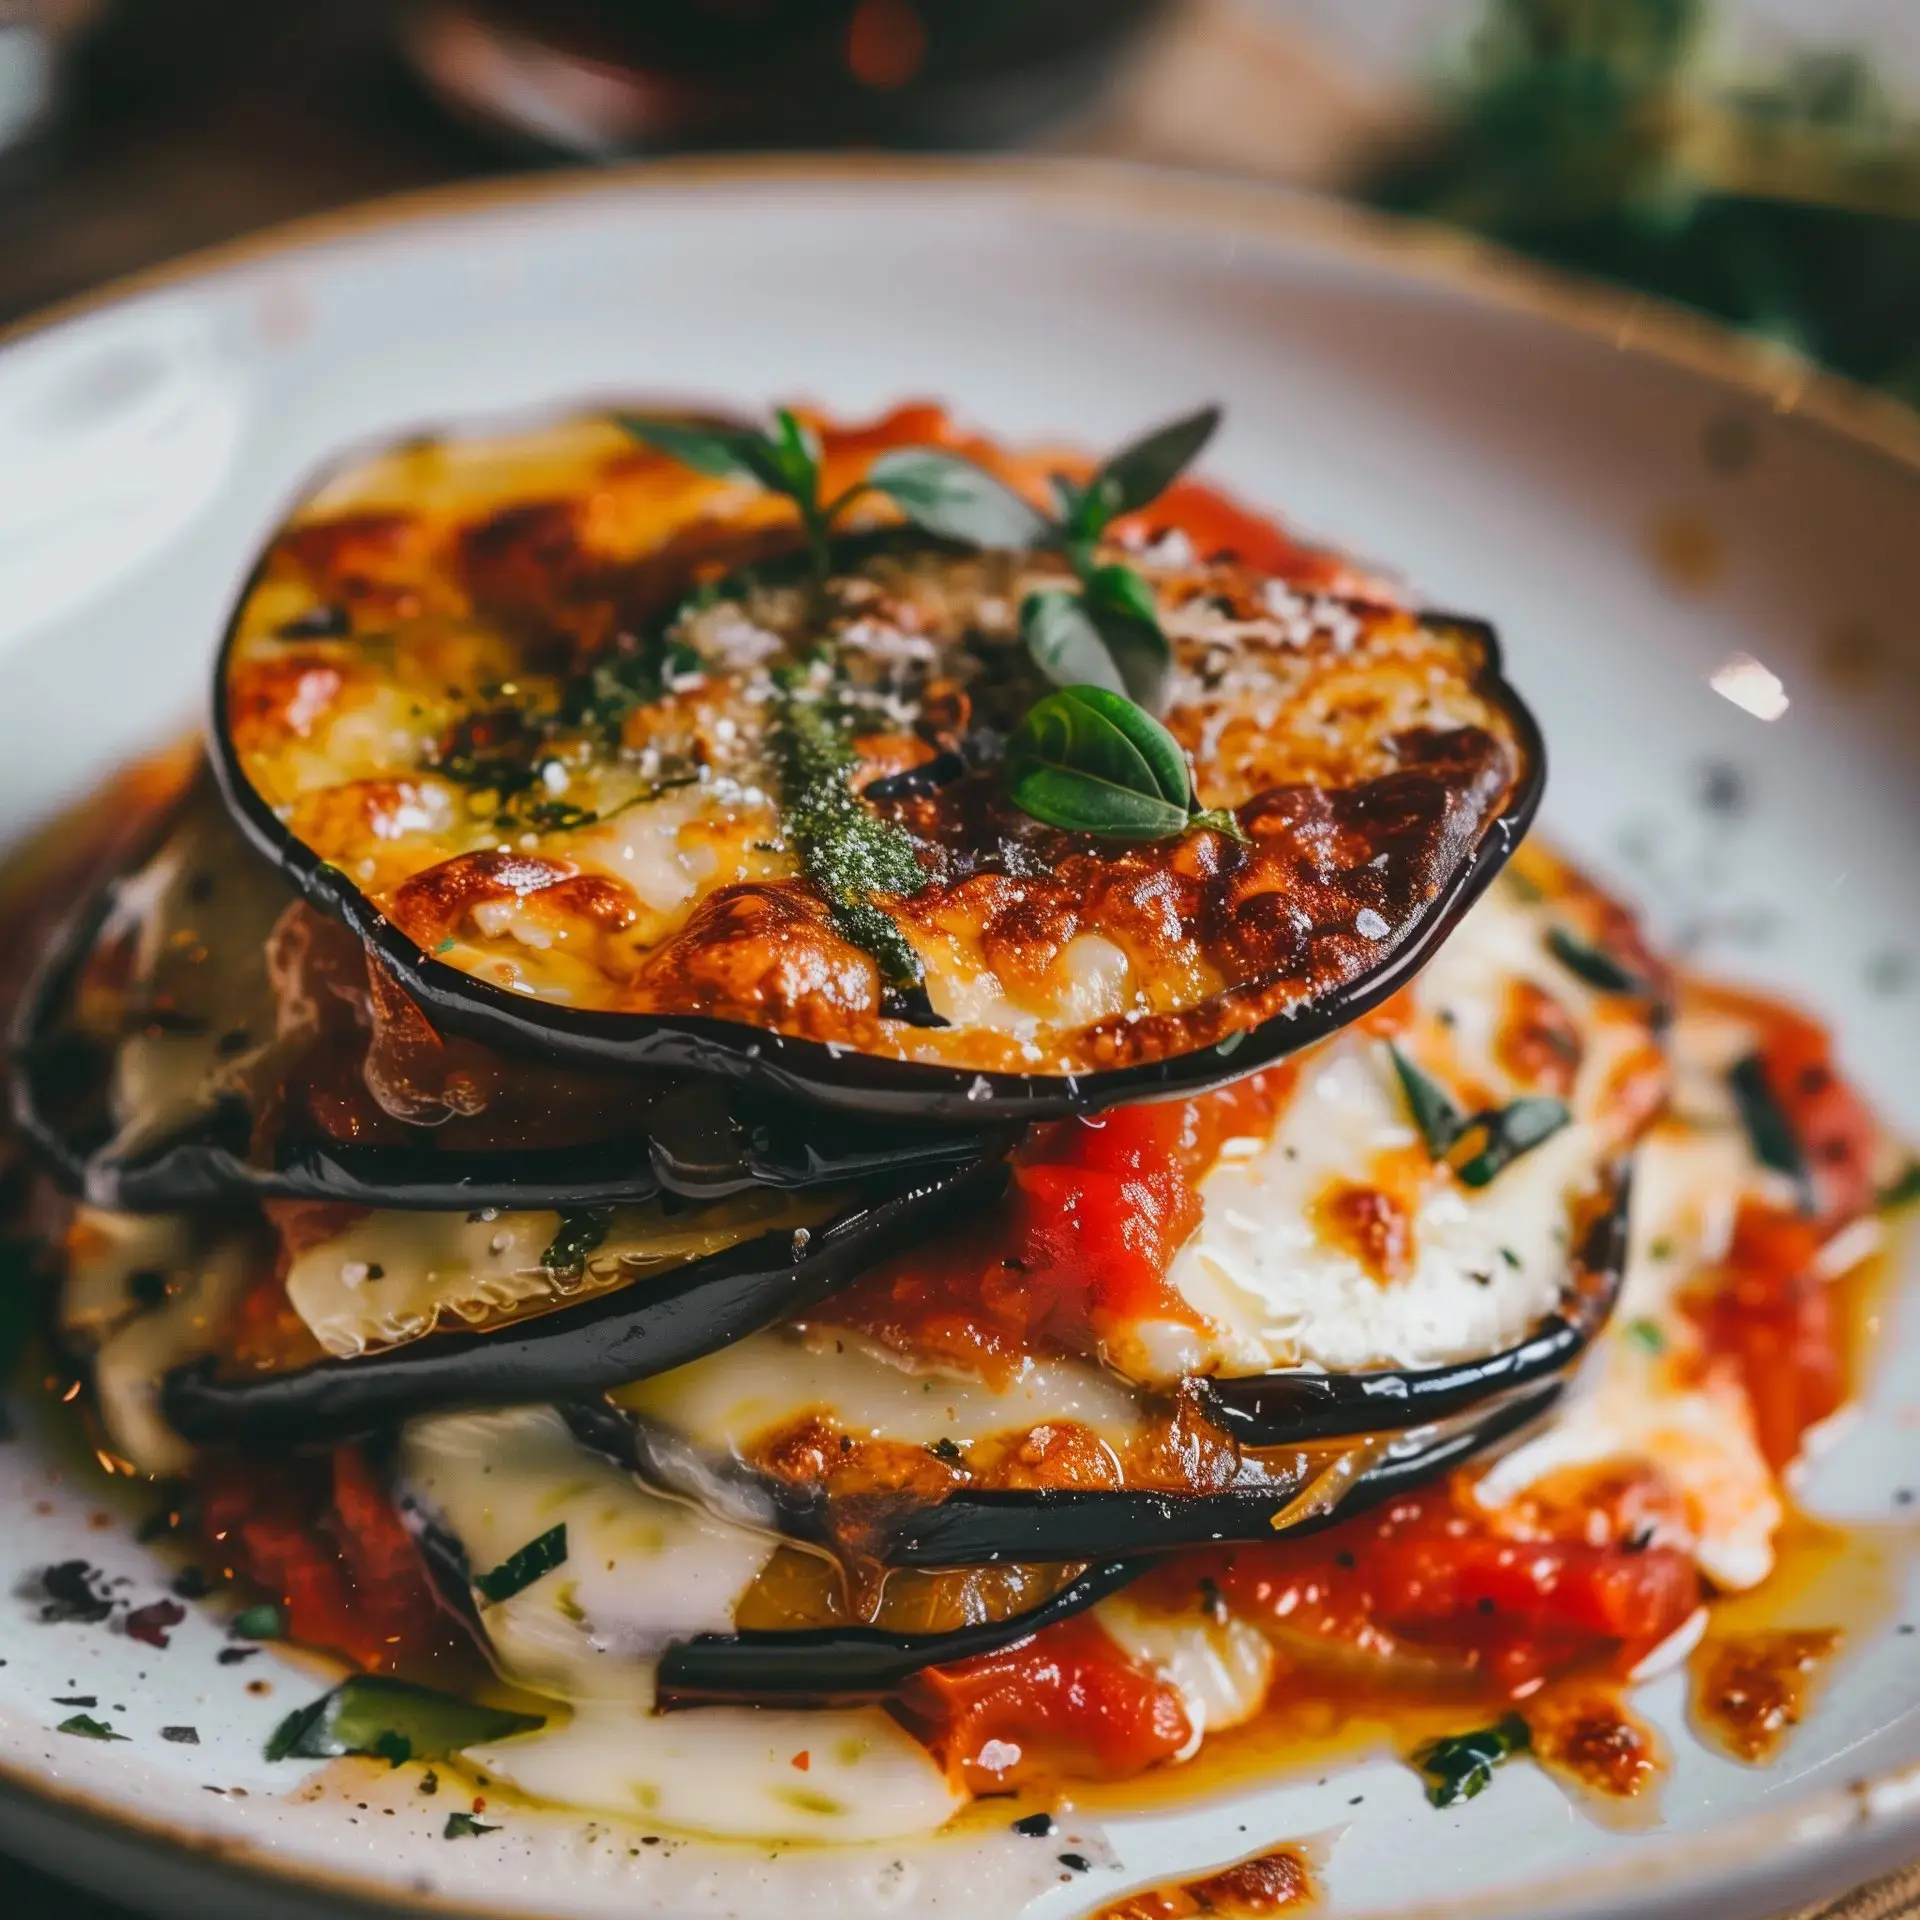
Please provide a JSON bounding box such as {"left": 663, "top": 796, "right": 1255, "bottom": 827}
{"left": 403, "top": 1454, "right": 1142, "bottom": 1712}
{"left": 653, "top": 1559, "right": 1145, "bottom": 1710}
{"left": 160, "top": 1153, "right": 1003, "bottom": 1448}
{"left": 213, "top": 538, "right": 1545, "bottom": 1123}
{"left": 1194, "top": 1168, "right": 1630, "bottom": 1448}
{"left": 562, "top": 1377, "right": 1563, "bottom": 1572}
{"left": 8, "top": 790, "right": 997, "bottom": 1213}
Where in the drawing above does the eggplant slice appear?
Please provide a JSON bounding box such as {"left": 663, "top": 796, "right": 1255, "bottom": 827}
{"left": 566, "top": 1379, "right": 1562, "bottom": 1574}
{"left": 398, "top": 1402, "right": 1145, "bottom": 1713}
{"left": 12, "top": 777, "right": 994, "bottom": 1211}
{"left": 161, "top": 1153, "right": 1004, "bottom": 1447}
{"left": 652, "top": 1558, "right": 1145, "bottom": 1710}
{"left": 212, "top": 410, "right": 1543, "bottom": 1120}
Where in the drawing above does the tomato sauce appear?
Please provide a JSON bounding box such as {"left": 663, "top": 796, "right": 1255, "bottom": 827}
{"left": 813, "top": 1068, "right": 1296, "bottom": 1380}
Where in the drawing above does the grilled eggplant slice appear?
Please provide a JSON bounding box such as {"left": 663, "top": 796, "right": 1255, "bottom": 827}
{"left": 160, "top": 1154, "right": 1002, "bottom": 1447}
{"left": 13, "top": 777, "right": 991, "bottom": 1211}
{"left": 212, "top": 407, "right": 1543, "bottom": 1119}
{"left": 565, "top": 1372, "right": 1563, "bottom": 1572}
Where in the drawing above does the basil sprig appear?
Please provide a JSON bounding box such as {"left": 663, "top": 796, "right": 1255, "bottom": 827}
{"left": 622, "top": 409, "right": 854, "bottom": 579}
{"left": 874, "top": 406, "right": 1221, "bottom": 712}
{"left": 1006, "top": 686, "right": 1245, "bottom": 842}
{"left": 1387, "top": 1043, "right": 1571, "bottom": 1189}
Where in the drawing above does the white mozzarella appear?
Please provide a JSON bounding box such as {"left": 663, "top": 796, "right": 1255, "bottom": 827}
{"left": 59, "top": 1206, "right": 204, "bottom": 1342}
{"left": 399, "top": 1406, "right": 777, "bottom": 1705}
{"left": 468, "top": 1696, "right": 962, "bottom": 1844}
{"left": 88, "top": 1229, "right": 259, "bottom": 1476}
{"left": 615, "top": 1326, "right": 1150, "bottom": 1456}
{"left": 1151, "top": 882, "right": 1641, "bottom": 1384}
{"left": 1160, "top": 1034, "right": 1587, "bottom": 1379}
{"left": 285, "top": 1186, "right": 833, "bottom": 1356}
{"left": 1473, "top": 1344, "right": 1782, "bottom": 1591}
{"left": 1094, "top": 1595, "right": 1275, "bottom": 1757}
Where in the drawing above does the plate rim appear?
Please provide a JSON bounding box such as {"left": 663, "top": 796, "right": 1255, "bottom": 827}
{"left": 1, "top": 149, "right": 1916, "bottom": 1920}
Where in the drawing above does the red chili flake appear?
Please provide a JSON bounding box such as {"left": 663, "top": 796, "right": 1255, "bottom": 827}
{"left": 125, "top": 1598, "right": 186, "bottom": 1648}
{"left": 790, "top": 1751, "right": 811, "bottom": 1772}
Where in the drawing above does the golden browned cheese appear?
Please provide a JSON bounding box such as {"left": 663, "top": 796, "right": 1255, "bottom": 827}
{"left": 221, "top": 408, "right": 1530, "bottom": 1075}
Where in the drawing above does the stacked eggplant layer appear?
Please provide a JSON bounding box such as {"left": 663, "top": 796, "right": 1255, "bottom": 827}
{"left": 23, "top": 772, "right": 1662, "bottom": 1717}
{"left": 13, "top": 405, "right": 1688, "bottom": 1840}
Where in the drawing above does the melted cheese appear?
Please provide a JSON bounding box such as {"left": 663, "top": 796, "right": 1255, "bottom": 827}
{"left": 400, "top": 1407, "right": 776, "bottom": 1702}
{"left": 467, "top": 1697, "right": 962, "bottom": 1844}
{"left": 400, "top": 1407, "right": 960, "bottom": 1842}
{"left": 286, "top": 1187, "right": 838, "bottom": 1356}
{"left": 1095, "top": 1594, "right": 1276, "bottom": 1758}
{"left": 1472, "top": 1014, "right": 1806, "bottom": 1591}
{"left": 613, "top": 1326, "right": 1151, "bottom": 1457}
{"left": 86, "top": 1228, "right": 258, "bottom": 1475}
{"left": 1152, "top": 882, "right": 1650, "bottom": 1381}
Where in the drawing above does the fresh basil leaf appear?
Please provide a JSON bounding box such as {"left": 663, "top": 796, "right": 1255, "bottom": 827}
{"left": 864, "top": 447, "right": 1055, "bottom": 550}
{"left": 1412, "top": 1715, "right": 1531, "bottom": 1807}
{"left": 541, "top": 1208, "right": 613, "bottom": 1278}
{"left": 1453, "top": 1097, "right": 1573, "bottom": 1188}
{"left": 1728, "top": 1052, "right": 1815, "bottom": 1213}
{"left": 1188, "top": 805, "right": 1250, "bottom": 843}
{"left": 1084, "top": 562, "right": 1161, "bottom": 628}
{"left": 1078, "top": 405, "right": 1222, "bottom": 535}
{"left": 474, "top": 1524, "right": 568, "bottom": 1606}
{"left": 618, "top": 415, "right": 770, "bottom": 485}
{"left": 445, "top": 1812, "right": 498, "bottom": 1839}
{"left": 768, "top": 408, "right": 822, "bottom": 501}
{"left": 267, "top": 1676, "right": 543, "bottom": 1763}
{"left": 1022, "top": 590, "right": 1128, "bottom": 698}
{"left": 1005, "top": 763, "right": 1191, "bottom": 839}
{"left": 1546, "top": 926, "right": 1650, "bottom": 995}
{"left": 1388, "top": 1043, "right": 1466, "bottom": 1158}
{"left": 1063, "top": 684, "right": 1189, "bottom": 806}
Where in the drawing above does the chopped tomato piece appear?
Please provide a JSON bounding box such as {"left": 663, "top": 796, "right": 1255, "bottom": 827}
{"left": 903, "top": 1616, "right": 1192, "bottom": 1790}
{"left": 1755, "top": 1010, "right": 1879, "bottom": 1227}
{"left": 1172, "top": 1488, "right": 1700, "bottom": 1696}
{"left": 197, "top": 1445, "right": 449, "bottom": 1672}
{"left": 1689, "top": 1199, "right": 1844, "bottom": 1470}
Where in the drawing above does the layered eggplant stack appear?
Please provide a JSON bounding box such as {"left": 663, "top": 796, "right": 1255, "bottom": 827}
{"left": 16, "top": 399, "right": 1777, "bottom": 1840}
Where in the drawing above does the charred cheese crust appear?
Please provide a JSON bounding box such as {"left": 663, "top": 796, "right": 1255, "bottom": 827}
{"left": 217, "top": 408, "right": 1537, "bottom": 1084}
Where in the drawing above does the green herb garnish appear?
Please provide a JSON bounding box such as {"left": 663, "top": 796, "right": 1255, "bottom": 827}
{"left": 1003, "top": 685, "right": 1245, "bottom": 842}
{"left": 540, "top": 1208, "right": 614, "bottom": 1278}
{"left": 1388, "top": 1044, "right": 1466, "bottom": 1157}
{"left": 1386, "top": 1045, "right": 1570, "bottom": 1188}
{"left": 622, "top": 409, "right": 851, "bottom": 579}
{"left": 1546, "top": 926, "right": 1650, "bottom": 995}
{"left": 875, "top": 407, "right": 1220, "bottom": 711}
{"left": 230, "top": 1601, "right": 285, "bottom": 1641}
{"left": 372, "top": 1731, "right": 413, "bottom": 1769}
{"left": 57, "top": 1714, "right": 127, "bottom": 1742}
{"left": 1412, "top": 1714, "right": 1532, "bottom": 1807}
{"left": 775, "top": 679, "right": 936, "bottom": 999}
{"left": 1728, "top": 1052, "right": 1814, "bottom": 1213}
{"left": 1452, "top": 1097, "right": 1573, "bottom": 1188}
{"left": 445, "top": 1811, "right": 498, "bottom": 1839}
{"left": 1625, "top": 1316, "right": 1666, "bottom": 1353}
{"left": 474, "top": 1524, "right": 569, "bottom": 1606}
{"left": 266, "top": 1676, "right": 543, "bottom": 1764}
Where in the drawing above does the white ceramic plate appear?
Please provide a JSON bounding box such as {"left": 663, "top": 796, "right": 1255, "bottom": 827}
{"left": 0, "top": 157, "right": 1915, "bottom": 1920}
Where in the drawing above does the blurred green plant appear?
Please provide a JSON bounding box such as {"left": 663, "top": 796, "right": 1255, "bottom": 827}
{"left": 1368, "top": 0, "right": 1920, "bottom": 405}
